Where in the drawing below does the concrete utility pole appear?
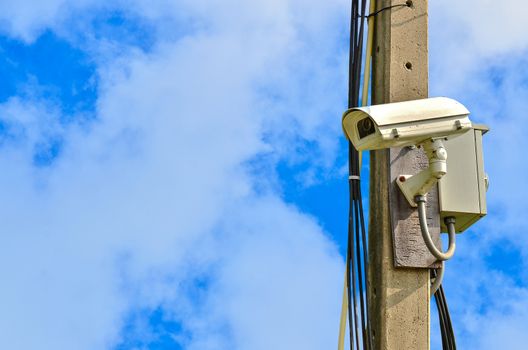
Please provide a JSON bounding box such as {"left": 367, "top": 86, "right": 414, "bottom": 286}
{"left": 368, "top": 1, "right": 437, "bottom": 349}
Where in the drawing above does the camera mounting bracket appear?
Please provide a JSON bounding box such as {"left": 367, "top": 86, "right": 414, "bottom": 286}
{"left": 396, "top": 138, "right": 447, "bottom": 207}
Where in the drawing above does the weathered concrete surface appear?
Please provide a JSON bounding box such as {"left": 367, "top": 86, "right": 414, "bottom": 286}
{"left": 368, "top": 0, "right": 434, "bottom": 349}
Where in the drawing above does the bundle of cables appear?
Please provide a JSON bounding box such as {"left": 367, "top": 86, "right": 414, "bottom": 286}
{"left": 337, "top": 1, "right": 457, "bottom": 349}
{"left": 339, "top": 0, "right": 371, "bottom": 349}
{"left": 433, "top": 267, "right": 457, "bottom": 349}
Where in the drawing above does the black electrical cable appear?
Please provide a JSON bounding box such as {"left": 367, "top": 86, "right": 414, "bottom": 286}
{"left": 362, "top": 1, "right": 412, "bottom": 19}
{"left": 434, "top": 272, "right": 449, "bottom": 349}
{"left": 346, "top": 226, "right": 356, "bottom": 350}
{"left": 348, "top": 188, "right": 360, "bottom": 350}
{"left": 347, "top": 2, "right": 357, "bottom": 107}
{"left": 354, "top": 4, "right": 369, "bottom": 349}
{"left": 353, "top": 0, "right": 367, "bottom": 106}
{"left": 433, "top": 269, "right": 457, "bottom": 350}
{"left": 346, "top": 7, "right": 360, "bottom": 350}
{"left": 353, "top": 189, "right": 366, "bottom": 349}
{"left": 357, "top": 183, "right": 372, "bottom": 350}
{"left": 437, "top": 289, "right": 452, "bottom": 349}
{"left": 346, "top": 0, "right": 371, "bottom": 349}
{"left": 439, "top": 286, "right": 457, "bottom": 349}
{"left": 346, "top": 0, "right": 358, "bottom": 347}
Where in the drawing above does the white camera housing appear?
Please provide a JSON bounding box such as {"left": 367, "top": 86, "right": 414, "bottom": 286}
{"left": 342, "top": 97, "right": 472, "bottom": 151}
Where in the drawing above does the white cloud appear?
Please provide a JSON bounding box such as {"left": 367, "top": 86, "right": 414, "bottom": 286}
{"left": 0, "top": 0, "right": 348, "bottom": 349}
{"left": 429, "top": 3, "right": 528, "bottom": 349}
{"left": 430, "top": 4, "right": 528, "bottom": 238}
{"left": 3, "top": 1, "right": 526, "bottom": 349}
{"left": 0, "top": 0, "right": 94, "bottom": 42}
{"left": 431, "top": 0, "right": 528, "bottom": 56}
{"left": 209, "top": 197, "right": 342, "bottom": 350}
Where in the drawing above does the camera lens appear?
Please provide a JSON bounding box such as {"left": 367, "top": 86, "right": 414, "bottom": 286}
{"left": 358, "top": 117, "right": 375, "bottom": 139}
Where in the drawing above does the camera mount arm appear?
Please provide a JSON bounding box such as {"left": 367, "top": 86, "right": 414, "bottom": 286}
{"left": 396, "top": 138, "right": 447, "bottom": 207}
{"left": 396, "top": 138, "right": 457, "bottom": 261}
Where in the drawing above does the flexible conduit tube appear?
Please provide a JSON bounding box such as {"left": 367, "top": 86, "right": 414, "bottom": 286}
{"left": 430, "top": 261, "right": 444, "bottom": 297}
{"left": 415, "top": 195, "right": 456, "bottom": 261}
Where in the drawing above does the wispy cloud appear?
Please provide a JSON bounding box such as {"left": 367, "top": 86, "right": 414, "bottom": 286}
{"left": 1, "top": 1, "right": 526, "bottom": 349}
{"left": 0, "top": 0, "right": 348, "bottom": 348}
{"left": 429, "top": 3, "right": 528, "bottom": 349}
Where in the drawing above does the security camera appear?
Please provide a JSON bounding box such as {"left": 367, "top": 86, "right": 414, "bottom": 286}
{"left": 341, "top": 97, "right": 489, "bottom": 263}
{"left": 342, "top": 97, "right": 473, "bottom": 208}
{"left": 342, "top": 97, "right": 472, "bottom": 151}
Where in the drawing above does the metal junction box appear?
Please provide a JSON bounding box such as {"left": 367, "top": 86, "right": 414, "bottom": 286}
{"left": 438, "top": 125, "right": 489, "bottom": 233}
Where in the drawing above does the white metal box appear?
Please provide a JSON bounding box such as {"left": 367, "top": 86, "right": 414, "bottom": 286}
{"left": 438, "top": 125, "right": 488, "bottom": 233}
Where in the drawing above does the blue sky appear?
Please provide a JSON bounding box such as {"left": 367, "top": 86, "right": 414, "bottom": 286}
{"left": 0, "top": 1, "right": 526, "bottom": 349}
